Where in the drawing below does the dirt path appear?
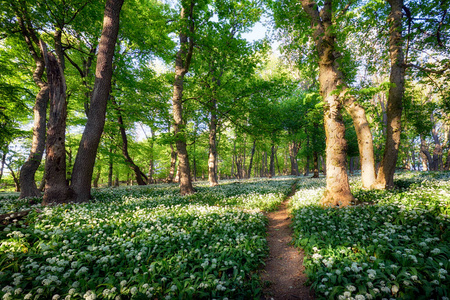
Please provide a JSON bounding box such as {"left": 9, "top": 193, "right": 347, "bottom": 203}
{"left": 260, "top": 182, "right": 314, "bottom": 300}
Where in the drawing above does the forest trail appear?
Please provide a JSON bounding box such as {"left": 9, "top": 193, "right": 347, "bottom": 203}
{"left": 260, "top": 181, "right": 314, "bottom": 300}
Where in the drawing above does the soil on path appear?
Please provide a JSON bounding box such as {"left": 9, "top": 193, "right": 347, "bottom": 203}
{"left": 260, "top": 182, "right": 314, "bottom": 300}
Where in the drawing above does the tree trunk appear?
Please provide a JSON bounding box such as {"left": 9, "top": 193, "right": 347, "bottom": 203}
{"left": 300, "top": 0, "right": 354, "bottom": 206}
{"left": 420, "top": 135, "right": 431, "bottom": 171}
{"left": 93, "top": 166, "right": 101, "bottom": 188}
{"left": 71, "top": 0, "right": 124, "bottom": 202}
{"left": 19, "top": 69, "right": 49, "bottom": 199}
{"left": 115, "top": 101, "right": 147, "bottom": 185}
{"left": 344, "top": 98, "right": 376, "bottom": 188}
{"left": 6, "top": 163, "right": 20, "bottom": 192}
{"left": 172, "top": 2, "right": 195, "bottom": 195}
{"left": 312, "top": 151, "right": 319, "bottom": 178}
{"left": 0, "top": 152, "right": 5, "bottom": 182}
{"left": 373, "top": 0, "right": 405, "bottom": 189}
{"left": 269, "top": 143, "right": 275, "bottom": 178}
{"left": 148, "top": 129, "right": 155, "bottom": 184}
{"left": 42, "top": 52, "right": 71, "bottom": 205}
{"left": 108, "top": 152, "right": 113, "bottom": 187}
{"left": 304, "top": 155, "right": 310, "bottom": 176}
{"left": 13, "top": 7, "right": 50, "bottom": 198}
{"left": 289, "top": 141, "right": 299, "bottom": 176}
{"left": 431, "top": 113, "right": 443, "bottom": 171}
{"left": 208, "top": 109, "right": 218, "bottom": 186}
{"left": 247, "top": 140, "right": 256, "bottom": 178}
{"left": 167, "top": 144, "right": 177, "bottom": 183}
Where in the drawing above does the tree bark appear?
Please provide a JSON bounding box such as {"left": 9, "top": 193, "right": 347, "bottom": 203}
{"left": 373, "top": 0, "right": 405, "bottom": 189}
{"left": 147, "top": 128, "right": 155, "bottom": 184}
{"left": 0, "top": 152, "right": 6, "bottom": 182}
{"left": 167, "top": 144, "right": 177, "bottom": 183}
{"left": 6, "top": 163, "right": 20, "bottom": 192}
{"left": 70, "top": 0, "right": 124, "bottom": 202}
{"left": 430, "top": 113, "right": 443, "bottom": 171}
{"left": 42, "top": 52, "right": 71, "bottom": 205}
{"left": 300, "top": 0, "right": 354, "bottom": 206}
{"left": 289, "top": 141, "right": 299, "bottom": 176}
{"left": 115, "top": 101, "right": 147, "bottom": 185}
{"left": 344, "top": 97, "right": 376, "bottom": 188}
{"left": 108, "top": 151, "right": 113, "bottom": 187}
{"left": 312, "top": 151, "right": 319, "bottom": 178}
{"left": 208, "top": 108, "right": 218, "bottom": 186}
{"left": 269, "top": 143, "right": 275, "bottom": 178}
{"left": 93, "top": 165, "right": 101, "bottom": 188}
{"left": 247, "top": 140, "right": 256, "bottom": 178}
{"left": 420, "top": 135, "right": 432, "bottom": 171}
{"left": 172, "top": 1, "right": 195, "bottom": 195}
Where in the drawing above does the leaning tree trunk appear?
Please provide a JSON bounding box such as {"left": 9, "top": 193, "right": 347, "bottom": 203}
{"left": 208, "top": 108, "right": 219, "bottom": 186}
{"left": 19, "top": 84, "right": 48, "bottom": 198}
{"left": 12, "top": 5, "right": 50, "bottom": 198}
{"left": 71, "top": 0, "right": 124, "bottom": 202}
{"left": 171, "top": 2, "right": 195, "bottom": 195}
{"left": 343, "top": 97, "right": 376, "bottom": 188}
{"left": 115, "top": 101, "right": 147, "bottom": 185}
{"left": 373, "top": 0, "right": 405, "bottom": 189}
{"left": 42, "top": 53, "right": 71, "bottom": 205}
{"left": 300, "top": 0, "right": 354, "bottom": 207}
{"left": 247, "top": 140, "right": 256, "bottom": 178}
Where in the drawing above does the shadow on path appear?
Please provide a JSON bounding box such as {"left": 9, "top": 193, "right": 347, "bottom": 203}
{"left": 260, "top": 182, "right": 314, "bottom": 300}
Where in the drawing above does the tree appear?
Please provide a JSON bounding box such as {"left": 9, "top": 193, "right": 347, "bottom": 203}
{"left": 70, "top": 0, "right": 125, "bottom": 203}
{"left": 171, "top": 0, "right": 197, "bottom": 195}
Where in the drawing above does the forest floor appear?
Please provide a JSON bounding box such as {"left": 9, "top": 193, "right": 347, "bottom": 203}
{"left": 260, "top": 182, "right": 314, "bottom": 300}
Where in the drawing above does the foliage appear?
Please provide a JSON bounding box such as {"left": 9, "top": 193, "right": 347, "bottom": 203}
{"left": 0, "top": 178, "right": 295, "bottom": 299}
{"left": 291, "top": 172, "right": 450, "bottom": 299}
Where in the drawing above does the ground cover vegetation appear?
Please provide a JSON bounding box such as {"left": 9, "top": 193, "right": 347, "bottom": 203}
{"left": 0, "top": 178, "right": 294, "bottom": 299}
{"left": 291, "top": 172, "right": 450, "bottom": 300}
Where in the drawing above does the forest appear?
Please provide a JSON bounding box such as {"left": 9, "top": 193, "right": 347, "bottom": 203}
{"left": 0, "top": 0, "right": 449, "bottom": 299}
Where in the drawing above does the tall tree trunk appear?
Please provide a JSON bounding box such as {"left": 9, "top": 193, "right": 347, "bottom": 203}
{"left": 420, "top": 135, "right": 432, "bottom": 171}
{"left": 275, "top": 149, "right": 281, "bottom": 175}
{"left": 208, "top": 109, "right": 218, "bottom": 186}
{"left": 6, "top": 163, "right": 20, "bottom": 192}
{"left": 304, "top": 156, "right": 310, "bottom": 176}
{"left": 344, "top": 98, "right": 376, "bottom": 188}
{"left": 20, "top": 75, "right": 49, "bottom": 198}
{"left": 167, "top": 144, "right": 177, "bottom": 183}
{"left": 289, "top": 141, "right": 299, "bottom": 176}
{"left": 115, "top": 101, "right": 147, "bottom": 185}
{"left": 312, "top": 151, "right": 319, "bottom": 178}
{"left": 12, "top": 5, "right": 50, "bottom": 198}
{"left": 373, "top": 0, "right": 405, "bottom": 189}
{"left": 42, "top": 52, "right": 71, "bottom": 205}
{"left": 247, "top": 140, "right": 256, "bottom": 178}
{"left": 71, "top": 0, "right": 125, "bottom": 202}
{"left": 148, "top": 128, "right": 155, "bottom": 184}
{"left": 172, "top": 1, "right": 195, "bottom": 195}
{"left": 93, "top": 165, "right": 101, "bottom": 188}
{"left": 300, "top": 0, "right": 354, "bottom": 206}
{"left": 108, "top": 151, "right": 113, "bottom": 187}
{"left": 431, "top": 113, "right": 443, "bottom": 170}
{"left": 269, "top": 143, "right": 275, "bottom": 178}
{"left": 0, "top": 152, "right": 6, "bottom": 182}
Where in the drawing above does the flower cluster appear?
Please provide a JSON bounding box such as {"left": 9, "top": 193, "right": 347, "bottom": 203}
{"left": 0, "top": 178, "right": 295, "bottom": 299}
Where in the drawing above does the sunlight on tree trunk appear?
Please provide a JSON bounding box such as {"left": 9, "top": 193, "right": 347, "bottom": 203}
{"left": 373, "top": 0, "right": 405, "bottom": 189}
